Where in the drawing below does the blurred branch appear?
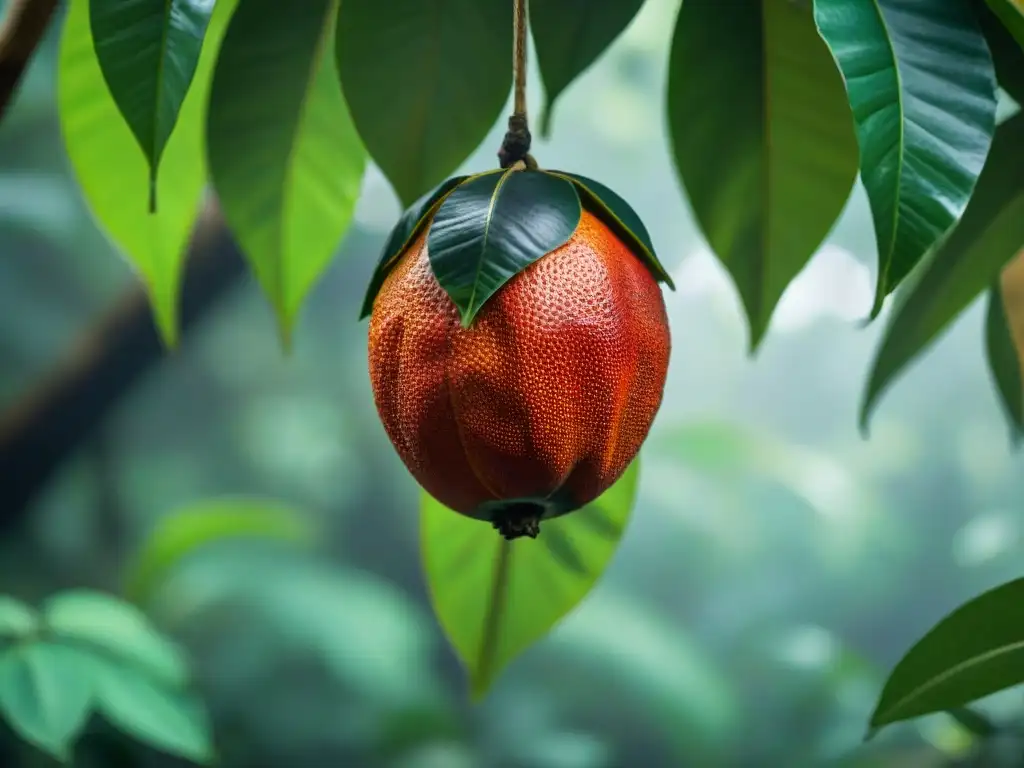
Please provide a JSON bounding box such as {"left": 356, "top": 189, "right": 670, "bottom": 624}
{"left": 0, "top": 0, "right": 59, "bottom": 122}
{"left": 0, "top": 200, "right": 248, "bottom": 532}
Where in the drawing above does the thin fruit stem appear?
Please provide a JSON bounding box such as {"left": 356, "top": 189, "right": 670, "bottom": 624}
{"left": 498, "top": 0, "right": 534, "bottom": 169}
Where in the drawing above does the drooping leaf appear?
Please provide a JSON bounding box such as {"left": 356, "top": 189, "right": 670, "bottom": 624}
{"left": 985, "top": 0, "right": 1024, "bottom": 56}
{"left": 58, "top": 0, "right": 234, "bottom": 347}
{"left": 421, "top": 460, "right": 639, "bottom": 699}
{"left": 88, "top": 0, "right": 213, "bottom": 210}
{"left": 207, "top": 0, "right": 366, "bottom": 344}
{"left": 0, "top": 597, "right": 38, "bottom": 643}
{"left": 124, "top": 496, "right": 314, "bottom": 606}
{"left": 667, "top": 0, "right": 858, "bottom": 350}
{"left": 335, "top": 0, "right": 511, "bottom": 206}
{"left": 814, "top": 0, "right": 999, "bottom": 316}
{"left": 870, "top": 576, "right": 1024, "bottom": 731}
{"left": 428, "top": 169, "right": 582, "bottom": 327}
{"left": 530, "top": 0, "right": 645, "bottom": 137}
{"left": 548, "top": 170, "right": 674, "bottom": 287}
{"left": 985, "top": 252, "right": 1024, "bottom": 440}
{"left": 43, "top": 590, "right": 189, "bottom": 688}
{"left": 0, "top": 643, "right": 94, "bottom": 760}
{"left": 860, "top": 113, "right": 1024, "bottom": 432}
{"left": 976, "top": 0, "right": 1024, "bottom": 102}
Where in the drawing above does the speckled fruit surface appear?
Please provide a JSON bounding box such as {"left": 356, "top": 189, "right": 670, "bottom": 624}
{"left": 368, "top": 209, "right": 670, "bottom": 521}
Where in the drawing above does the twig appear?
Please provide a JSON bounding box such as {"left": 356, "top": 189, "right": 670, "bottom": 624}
{"left": 497, "top": 0, "right": 534, "bottom": 169}
{"left": 0, "top": 0, "right": 60, "bottom": 123}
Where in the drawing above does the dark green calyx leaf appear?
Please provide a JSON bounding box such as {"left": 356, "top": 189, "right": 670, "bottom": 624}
{"left": 428, "top": 169, "right": 582, "bottom": 327}
{"left": 550, "top": 170, "right": 675, "bottom": 289}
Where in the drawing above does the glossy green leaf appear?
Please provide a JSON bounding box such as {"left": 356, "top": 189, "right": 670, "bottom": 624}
{"left": 336, "top": 0, "right": 511, "bottom": 206}
{"left": 548, "top": 170, "right": 674, "bottom": 287}
{"left": 870, "top": 576, "right": 1024, "bottom": 730}
{"left": 88, "top": 0, "right": 212, "bottom": 211}
{"left": 860, "top": 113, "right": 1024, "bottom": 432}
{"left": 208, "top": 0, "right": 365, "bottom": 344}
{"left": 43, "top": 590, "right": 189, "bottom": 688}
{"left": 359, "top": 173, "right": 474, "bottom": 320}
{"left": 815, "top": 0, "right": 998, "bottom": 315}
{"left": 986, "top": 253, "right": 1024, "bottom": 441}
{"left": 58, "top": 0, "right": 234, "bottom": 347}
{"left": 531, "top": 0, "right": 645, "bottom": 137}
{"left": 428, "top": 169, "right": 582, "bottom": 327}
{"left": 124, "top": 496, "right": 314, "bottom": 606}
{"left": 0, "top": 643, "right": 93, "bottom": 760}
{"left": 0, "top": 597, "right": 38, "bottom": 643}
{"left": 667, "top": 0, "right": 858, "bottom": 350}
{"left": 977, "top": 0, "right": 1024, "bottom": 102}
{"left": 422, "top": 460, "right": 639, "bottom": 699}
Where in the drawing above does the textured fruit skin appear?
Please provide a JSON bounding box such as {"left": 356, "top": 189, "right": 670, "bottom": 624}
{"left": 368, "top": 209, "right": 670, "bottom": 520}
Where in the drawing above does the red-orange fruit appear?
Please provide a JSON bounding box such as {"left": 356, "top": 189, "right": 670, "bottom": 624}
{"left": 368, "top": 209, "right": 671, "bottom": 525}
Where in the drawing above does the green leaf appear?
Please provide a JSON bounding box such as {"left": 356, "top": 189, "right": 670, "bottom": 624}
{"left": 124, "top": 496, "right": 314, "bottom": 606}
{"left": 667, "top": 0, "right": 858, "bottom": 350}
{"left": 986, "top": 259, "right": 1024, "bottom": 441}
{"left": 358, "top": 173, "right": 474, "bottom": 320}
{"left": 88, "top": 0, "right": 212, "bottom": 211}
{"left": 548, "top": 170, "right": 675, "bottom": 288}
{"left": 421, "top": 459, "right": 639, "bottom": 699}
{"left": 428, "top": 169, "right": 582, "bottom": 327}
{"left": 58, "top": 0, "right": 234, "bottom": 347}
{"left": 207, "top": 0, "right": 365, "bottom": 344}
{"left": 336, "top": 0, "right": 511, "bottom": 206}
{"left": 814, "top": 0, "right": 999, "bottom": 316}
{"left": 0, "top": 597, "right": 38, "bottom": 643}
{"left": 870, "top": 576, "right": 1024, "bottom": 731}
{"left": 860, "top": 113, "right": 1024, "bottom": 432}
{"left": 530, "top": 0, "right": 645, "bottom": 137}
{"left": 43, "top": 590, "right": 189, "bottom": 688}
{"left": 0, "top": 643, "right": 94, "bottom": 761}
{"left": 985, "top": 0, "right": 1024, "bottom": 53}
{"left": 89, "top": 656, "right": 213, "bottom": 763}
{"left": 976, "top": 0, "right": 1024, "bottom": 103}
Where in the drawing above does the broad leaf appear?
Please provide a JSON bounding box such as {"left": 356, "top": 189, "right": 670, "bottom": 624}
{"left": 667, "top": 0, "right": 858, "bottom": 350}
{"left": 207, "top": 0, "right": 366, "bottom": 344}
{"left": 125, "top": 496, "right": 313, "bottom": 606}
{"left": 43, "top": 590, "right": 189, "bottom": 688}
{"left": 58, "top": 0, "right": 234, "bottom": 347}
{"left": 870, "top": 576, "right": 1024, "bottom": 730}
{"left": 428, "top": 169, "right": 582, "bottom": 327}
{"left": 0, "top": 643, "right": 93, "bottom": 760}
{"left": 336, "top": 0, "right": 511, "bottom": 206}
{"left": 530, "top": 0, "right": 645, "bottom": 137}
{"left": 88, "top": 0, "right": 212, "bottom": 210}
{"left": 0, "top": 597, "right": 37, "bottom": 642}
{"left": 986, "top": 252, "right": 1024, "bottom": 440}
{"left": 815, "top": 0, "right": 998, "bottom": 315}
{"left": 977, "top": 0, "right": 1024, "bottom": 102}
{"left": 422, "top": 460, "right": 639, "bottom": 698}
{"left": 860, "top": 113, "right": 1024, "bottom": 431}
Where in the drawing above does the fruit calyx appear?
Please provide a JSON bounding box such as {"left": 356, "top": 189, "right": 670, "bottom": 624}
{"left": 490, "top": 500, "right": 547, "bottom": 540}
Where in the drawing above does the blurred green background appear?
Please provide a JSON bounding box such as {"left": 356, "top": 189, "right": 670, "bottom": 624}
{"left": 2, "top": 1, "right": 1023, "bottom": 766}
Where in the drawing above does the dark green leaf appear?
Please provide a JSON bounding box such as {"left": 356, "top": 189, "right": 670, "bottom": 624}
{"left": 124, "top": 496, "right": 314, "bottom": 607}
{"left": 428, "top": 169, "right": 582, "bottom": 327}
{"left": 421, "top": 460, "right": 639, "bottom": 699}
{"left": 89, "top": 0, "right": 212, "bottom": 210}
{"left": 985, "top": 0, "right": 1024, "bottom": 54}
{"left": 860, "top": 113, "right": 1024, "bottom": 431}
{"left": 336, "top": 0, "right": 511, "bottom": 206}
{"left": 986, "top": 255, "right": 1024, "bottom": 440}
{"left": 667, "top": 0, "right": 858, "bottom": 350}
{"left": 815, "top": 0, "right": 999, "bottom": 315}
{"left": 531, "top": 0, "right": 645, "bottom": 137}
{"left": 548, "top": 170, "right": 674, "bottom": 287}
{"left": 0, "top": 643, "right": 94, "bottom": 761}
{"left": 0, "top": 597, "right": 38, "bottom": 643}
{"left": 59, "top": 0, "right": 234, "bottom": 346}
{"left": 208, "top": 0, "right": 366, "bottom": 344}
{"left": 870, "top": 576, "right": 1024, "bottom": 730}
{"left": 976, "top": 0, "right": 1024, "bottom": 102}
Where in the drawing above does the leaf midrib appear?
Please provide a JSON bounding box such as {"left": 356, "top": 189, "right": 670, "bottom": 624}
{"left": 465, "top": 168, "right": 516, "bottom": 320}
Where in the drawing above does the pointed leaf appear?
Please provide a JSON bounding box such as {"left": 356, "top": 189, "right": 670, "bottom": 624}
{"left": 986, "top": 252, "right": 1024, "bottom": 440}
{"left": 43, "top": 590, "right": 189, "bottom": 688}
{"left": 548, "top": 170, "right": 674, "bottom": 287}
{"left": 58, "top": 0, "right": 234, "bottom": 347}
{"left": 124, "top": 496, "right": 313, "bottom": 606}
{"left": 428, "top": 169, "right": 581, "bottom": 327}
{"left": 815, "top": 0, "right": 998, "bottom": 315}
{"left": 88, "top": 0, "right": 213, "bottom": 210}
{"left": 0, "top": 597, "right": 38, "bottom": 643}
{"left": 336, "top": 0, "right": 511, "bottom": 206}
{"left": 667, "top": 0, "right": 858, "bottom": 350}
{"left": 870, "top": 577, "right": 1024, "bottom": 729}
{"left": 207, "top": 0, "right": 366, "bottom": 344}
{"left": 421, "top": 460, "right": 639, "bottom": 698}
{"left": 977, "top": 0, "right": 1024, "bottom": 102}
{"left": 0, "top": 643, "right": 94, "bottom": 761}
{"left": 531, "top": 0, "right": 645, "bottom": 137}
{"left": 860, "top": 113, "right": 1024, "bottom": 431}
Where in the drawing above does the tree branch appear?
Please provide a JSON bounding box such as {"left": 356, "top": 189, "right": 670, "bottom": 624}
{"left": 0, "top": 0, "right": 59, "bottom": 122}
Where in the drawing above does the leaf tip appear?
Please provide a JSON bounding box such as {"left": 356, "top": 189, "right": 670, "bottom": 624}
{"left": 539, "top": 102, "right": 554, "bottom": 139}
